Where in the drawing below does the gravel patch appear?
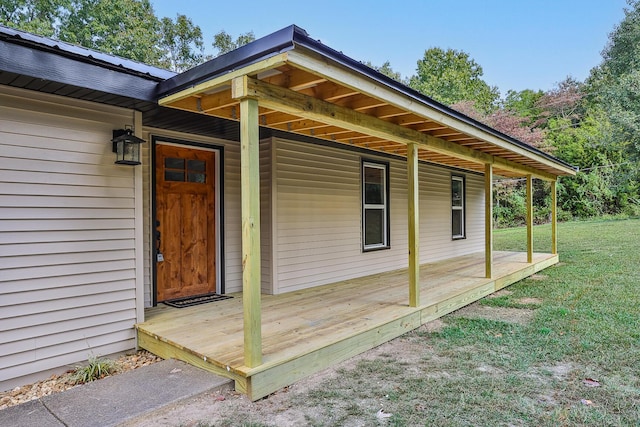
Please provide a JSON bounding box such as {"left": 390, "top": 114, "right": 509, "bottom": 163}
{"left": 0, "top": 350, "right": 161, "bottom": 410}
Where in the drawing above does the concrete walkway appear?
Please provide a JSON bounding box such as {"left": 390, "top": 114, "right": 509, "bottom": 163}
{"left": 0, "top": 359, "right": 232, "bottom": 427}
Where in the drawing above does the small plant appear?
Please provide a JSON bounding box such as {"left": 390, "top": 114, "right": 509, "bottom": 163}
{"left": 71, "top": 356, "right": 117, "bottom": 384}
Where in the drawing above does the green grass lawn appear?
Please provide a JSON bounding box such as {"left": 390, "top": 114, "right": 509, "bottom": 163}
{"left": 203, "top": 219, "right": 639, "bottom": 427}
{"left": 299, "top": 218, "right": 640, "bottom": 426}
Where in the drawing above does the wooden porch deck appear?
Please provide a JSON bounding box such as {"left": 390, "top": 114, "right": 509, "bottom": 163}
{"left": 136, "top": 251, "right": 558, "bottom": 400}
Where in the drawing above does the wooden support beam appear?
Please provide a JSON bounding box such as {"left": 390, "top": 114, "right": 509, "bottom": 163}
{"left": 485, "top": 163, "right": 493, "bottom": 278}
{"left": 407, "top": 143, "right": 420, "bottom": 307}
{"left": 286, "top": 49, "right": 576, "bottom": 177}
{"left": 235, "top": 76, "right": 557, "bottom": 181}
{"left": 526, "top": 174, "right": 534, "bottom": 263}
{"left": 551, "top": 180, "right": 558, "bottom": 255}
{"left": 239, "top": 96, "right": 262, "bottom": 368}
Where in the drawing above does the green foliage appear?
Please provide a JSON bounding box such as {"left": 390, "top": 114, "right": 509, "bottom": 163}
{"left": 0, "top": 0, "right": 68, "bottom": 37}
{"left": 211, "top": 29, "right": 255, "bottom": 56}
{"left": 409, "top": 47, "right": 500, "bottom": 114}
{"left": 493, "top": 180, "right": 552, "bottom": 228}
{"left": 71, "top": 355, "right": 117, "bottom": 384}
{"left": 600, "top": 0, "right": 640, "bottom": 78}
{"left": 159, "top": 14, "right": 204, "bottom": 72}
{"left": 0, "top": 0, "right": 250, "bottom": 69}
{"left": 502, "top": 89, "right": 545, "bottom": 124}
{"left": 588, "top": 1, "right": 640, "bottom": 163}
{"left": 363, "top": 60, "right": 406, "bottom": 84}
{"left": 59, "top": 0, "right": 162, "bottom": 64}
{"left": 596, "top": 70, "right": 640, "bottom": 158}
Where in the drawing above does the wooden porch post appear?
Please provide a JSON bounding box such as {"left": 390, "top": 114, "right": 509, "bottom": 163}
{"left": 240, "top": 97, "right": 262, "bottom": 367}
{"left": 407, "top": 143, "right": 420, "bottom": 307}
{"left": 526, "top": 174, "right": 533, "bottom": 263}
{"left": 484, "top": 163, "right": 493, "bottom": 278}
{"left": 551, "top": 180, "right": 558, "bottom": 255}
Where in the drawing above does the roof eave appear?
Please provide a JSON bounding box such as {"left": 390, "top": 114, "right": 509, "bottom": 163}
{"left": 288, "top": 35, "right": 577, "bottom": 176}
{"left": 157, "top": 25, "right": 307, "bottom": 98}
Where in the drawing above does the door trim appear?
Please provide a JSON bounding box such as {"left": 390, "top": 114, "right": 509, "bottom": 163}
{"left": 151, "top": 136, "right": 225, "bottom": 306}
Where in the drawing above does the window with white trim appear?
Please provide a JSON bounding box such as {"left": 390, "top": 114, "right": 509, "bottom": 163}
{"left": 362, "top": 161, "right": 389, "bottom": 250}
{"left": 451, "top": 175, "right": 465, "bottom": 239}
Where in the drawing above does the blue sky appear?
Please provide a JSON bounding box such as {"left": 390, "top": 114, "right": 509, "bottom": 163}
{"left": 151, "top": 0, "right": 628, "bottom": 96}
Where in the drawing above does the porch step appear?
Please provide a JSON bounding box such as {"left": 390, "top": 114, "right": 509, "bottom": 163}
{"left": 0, "top": 359, "right": 232, "bottom": 427}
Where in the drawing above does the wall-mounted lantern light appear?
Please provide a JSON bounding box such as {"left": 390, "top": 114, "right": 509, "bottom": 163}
{"left": 111, "top": 128, "right": 145, "bottom": 165}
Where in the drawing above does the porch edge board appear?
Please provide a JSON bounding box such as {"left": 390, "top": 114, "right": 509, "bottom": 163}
{"left": 421, "top": 253, "right": 559, "bottom": 322}
{"left": 245, "top": 312, "right": 423, "bottom": 400}
{"left": 136, "top": 329, "right": 249, "bottom": 393}
{"left": 428, "top": 282, "right": 496, "bottom": 321}
{"left": 494, "top": 254, "right": 559, "bottom": 291}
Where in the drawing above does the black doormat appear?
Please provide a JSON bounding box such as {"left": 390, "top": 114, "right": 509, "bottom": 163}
{"left": 163, "top": 293, "right": 233, "bottom": 308}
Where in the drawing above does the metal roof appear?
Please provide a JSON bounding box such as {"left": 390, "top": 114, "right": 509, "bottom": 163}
{"left": 0, "top": 24, "right": 175, "bottom": 80}
{"left": 159, "top": 25, "right": 576, "bottom": 178}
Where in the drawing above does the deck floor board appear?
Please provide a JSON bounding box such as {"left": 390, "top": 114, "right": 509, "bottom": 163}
{"left": 137, "top": 251, "right": 557, "bottom": 399}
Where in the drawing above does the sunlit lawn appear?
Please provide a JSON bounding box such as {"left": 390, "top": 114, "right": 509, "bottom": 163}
{"left": 207, "top": 218, "right": 640, "bottom": 427}
{"left": 302, "top": 219, "right": 640, "bottom": 426}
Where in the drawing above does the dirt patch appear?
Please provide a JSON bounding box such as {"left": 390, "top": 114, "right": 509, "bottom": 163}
{"left": 541, "top": 363, "right": 574, "bottom": 380}
{"left": 476, "top": 364, "right": 504, "bottom": 375}
{"left": 121, "top": 334, "right": 461, "bottom": 427}
{"left": 418, "top": 318, "right": 446, "bottom": 333}
{"left": 517, "top": 297, "right": 543, "bottom": 305}
{"left": 450, "top": 302, "right": 535, "bottom": 325}
{"left": 487, "top": 289, "right": 513, "bottom": 298}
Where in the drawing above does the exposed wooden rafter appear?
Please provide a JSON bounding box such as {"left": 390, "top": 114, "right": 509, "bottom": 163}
{"left": 158, "top": 50, "right": 574, "bottom": 180}
{"left": 231, "top": 76, "right": 557, "bottom": 180}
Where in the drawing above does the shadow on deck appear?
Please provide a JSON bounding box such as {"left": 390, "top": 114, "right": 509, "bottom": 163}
{"left": 136, "top": 251, "right": 558, "bottom": 400}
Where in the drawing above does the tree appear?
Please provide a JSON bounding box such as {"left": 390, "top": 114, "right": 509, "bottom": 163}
{"left": 0, "top": 0, "right": 69, "bottom": 37}
{"left": 363, "top": 60, "right": 406, "bottom": 84}
{"left": 59, "top": 0, "right": 163, "bottom": 65}
{"left": 409, "top": 47, "right": 499, "bottom": 114}
{"left": 536, "top": 77, "right": 585, "bottom": 126}
{"left": 600, "top": 0, "right": 640, "bottom": 78}
{"left": 590, "top": 0, "right": 640, "bottom": 159}
{"left": 502, "top": 89, "right": 544, "bottom": 125}
{"left": 452, "top": 100, "right": 547, "bottom": 150}
{"left": 159, "top": 14, "right": 204, "bottom": 72}
{"left": 211, "top": 29, "right": 254, "bottom": 56}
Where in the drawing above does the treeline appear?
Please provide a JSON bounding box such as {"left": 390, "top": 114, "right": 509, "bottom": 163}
{"left": 0, "top": 0, "right": 254, "bottom": 72}
{"left": 359, "top": 3, "right": 640, "bottom": 226}
{"left": 2, "top": 0, "right": 639, "bottom": 225}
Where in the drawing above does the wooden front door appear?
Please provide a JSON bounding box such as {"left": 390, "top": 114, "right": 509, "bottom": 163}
{"left": 155, "top": 144, "right": 216, "bottom": 302}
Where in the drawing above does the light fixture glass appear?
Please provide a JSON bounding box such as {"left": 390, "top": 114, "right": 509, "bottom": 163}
{"left": 111, "top": 129, "right": 145, "bottom": 165}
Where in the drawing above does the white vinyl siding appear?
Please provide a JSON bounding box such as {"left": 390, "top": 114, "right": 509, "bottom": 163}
{"left": 260, "top": 139, "right": 273, "bottom": 293}
{"left": 271, "top": 138, "right": 485, "bottom": 293}
{"left": 0, "top": 87, "right": 140, "bottom": 390}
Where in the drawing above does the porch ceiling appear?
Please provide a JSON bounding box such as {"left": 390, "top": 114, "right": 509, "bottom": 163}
{"left": 158, "top": 31, "right": 575, "bottom": 180}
